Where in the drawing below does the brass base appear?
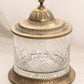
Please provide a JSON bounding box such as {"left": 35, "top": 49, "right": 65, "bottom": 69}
{"left": 8, "top": 68, "right": 75, "bottom": 84}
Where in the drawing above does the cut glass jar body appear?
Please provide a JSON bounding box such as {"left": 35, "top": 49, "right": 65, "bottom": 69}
{"left": 13, "top": 34, "right": 71, "bottom": 79}
{"left": 8, "top": 1, "right": 75, "bottom": 84}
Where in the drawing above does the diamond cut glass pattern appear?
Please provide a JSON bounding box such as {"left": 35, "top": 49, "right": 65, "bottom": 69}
{"left": 13, "top": 34, "right": 71, "bottom": 79}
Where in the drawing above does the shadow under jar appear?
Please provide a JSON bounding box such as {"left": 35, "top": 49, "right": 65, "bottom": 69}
{"left": 8, "top": 0, "right": 75, "bottom": 84}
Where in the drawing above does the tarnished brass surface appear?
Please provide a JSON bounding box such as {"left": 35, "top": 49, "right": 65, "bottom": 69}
{"left": 11, "top": 0, "right": 72, "bottom": 39}
{"left": 11, "top": 18, "right": 72, "bottom": 39}
{"left": 38, "top": 0, "right": 45, "bottom": 3}
{"left": 8, "top": 68, "right": 75, "bottom": 84}
{"left": 29, "top": 8, "right": 54, "bottom": 22}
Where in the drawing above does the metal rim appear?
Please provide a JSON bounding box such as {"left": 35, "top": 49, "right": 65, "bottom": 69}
{"left": 11, "top": 20, "right": 72, "bottom": 39}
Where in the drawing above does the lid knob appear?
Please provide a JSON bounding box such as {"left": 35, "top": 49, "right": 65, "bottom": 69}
{"left": 38, "top": 0, "right": 45, "bottom": 8}
{"left": 28, "top": 0, "right": 54, "bottom": 22}
{"left": 38, "top": 0, "right": 45, "bottom": 3}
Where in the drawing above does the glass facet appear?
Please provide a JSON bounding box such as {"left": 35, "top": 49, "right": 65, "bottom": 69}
{"left": 13, "top": 34, "right": 71, "bottom": 79}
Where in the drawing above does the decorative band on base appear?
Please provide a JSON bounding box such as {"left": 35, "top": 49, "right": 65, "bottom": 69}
{"left": 8, "top": 67, "right": 75, "bottom": 84}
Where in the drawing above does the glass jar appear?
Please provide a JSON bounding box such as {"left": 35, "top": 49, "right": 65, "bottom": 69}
{"left": 8, "top": 0, "right": 75, "bottom": 84}
{"left": 13, "top": 34, "right": 71, "bottom": 79}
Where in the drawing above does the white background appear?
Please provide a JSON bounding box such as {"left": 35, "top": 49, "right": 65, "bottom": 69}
{"left": 0, "top": 0, "right": 84, "bottom": 84}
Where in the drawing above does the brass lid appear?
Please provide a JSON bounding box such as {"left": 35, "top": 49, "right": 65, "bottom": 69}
{"left": 11, "top": 0, "right": 72, "bottom": 39}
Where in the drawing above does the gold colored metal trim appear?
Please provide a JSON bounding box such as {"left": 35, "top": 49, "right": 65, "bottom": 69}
{"left": 11, "top": 28, "right": 72, "bottom": 39}
{"left": 29, "top": 8, "right": 54, "bottom": 22}
{"left": 11, "top": 19, "right": 72, "bottom": 39}
{"left": 38, "top": 0, "right": 45, "bottom": 3}
{"left": 8, "top": 67, "right": 75, "bottom": 84}
{"left": 11, "top": 0, "right": 72, "bottom": 39}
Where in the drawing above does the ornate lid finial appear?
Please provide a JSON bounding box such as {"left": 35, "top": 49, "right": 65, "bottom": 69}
{"left": 28, "top": 0, "right": 54, "bottom": 22}
{"left": 38, "top": 0, "right": 45, "bottom": 8}
{"left": 38, "top": 0, "right": 45, "bottom": 3}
